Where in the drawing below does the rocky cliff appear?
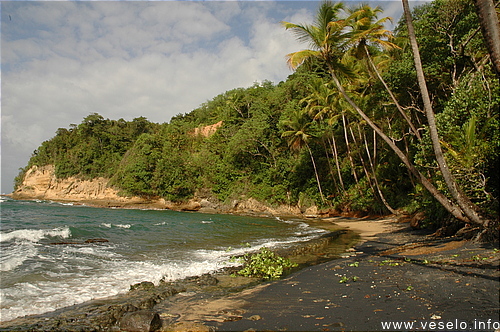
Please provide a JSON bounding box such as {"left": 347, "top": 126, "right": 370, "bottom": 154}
{"left": 11, "top": 165, "right": 314, "bottom": 216}
{"left": 12, "top": 165, "right": 127, "bottom": 202}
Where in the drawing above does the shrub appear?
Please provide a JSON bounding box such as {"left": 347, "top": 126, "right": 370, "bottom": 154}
{"left": 233, "top": 248, "right": 297, "bottom": 279}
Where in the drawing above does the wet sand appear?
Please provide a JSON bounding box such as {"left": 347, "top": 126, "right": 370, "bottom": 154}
{"left": 166, "top": 218, "right": 499, "bottom": 331}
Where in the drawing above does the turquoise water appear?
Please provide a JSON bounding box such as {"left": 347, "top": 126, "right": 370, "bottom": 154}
{"left": 0, "top": 197, "right": 326, "bottom": 321}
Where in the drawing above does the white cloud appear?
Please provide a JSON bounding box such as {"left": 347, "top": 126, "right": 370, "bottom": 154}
{"left": 1, "top": 1, "right": 310, "bottom": 192}
{"left": 1, "top": 1, "right": 404, "bottom": 193}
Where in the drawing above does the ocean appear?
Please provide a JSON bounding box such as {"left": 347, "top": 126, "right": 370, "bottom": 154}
{"left": 0, "top": 196, "right": 328, "bottom": 322}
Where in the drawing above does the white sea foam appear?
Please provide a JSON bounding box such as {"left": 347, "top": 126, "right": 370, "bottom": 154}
{"left": 99, "top": 223, "right": 131, "bottom": 229}
{"left": 154, "top": 221, "right": 167, "bottom": 226}
{"left": 0, "top": 254, "right": 230, "bottom": 322}
{"left": 0, "top": 227, "right": 71, "bottom": 243}
{"left": 0, "top": 242, "right": 38, "bottom": 272}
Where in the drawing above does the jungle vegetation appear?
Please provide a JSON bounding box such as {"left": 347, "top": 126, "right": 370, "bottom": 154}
{"left": 16, "top": 0, "right": 499, "bottom": 238}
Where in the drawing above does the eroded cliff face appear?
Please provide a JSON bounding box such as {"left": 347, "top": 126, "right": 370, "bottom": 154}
{"left": 11, "top": 165, "right": 314, "bottom": 216}
{"left": 12, "top": 165, "right": 126, "bottom": 202}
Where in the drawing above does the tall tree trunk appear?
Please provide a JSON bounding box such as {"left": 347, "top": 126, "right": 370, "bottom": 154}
{"left": 364, "top": 45, "right": 421, "bottom": 139}
{"left": 342, "top": 113, "right": 361, "bottom": 191}
{"left": 402, "top": 0, "right": 488, "bottom": 228}
{"left": 306, "top": 143, "right": 326, "bottom": 204}
{"left": 362, "top": 126, "right": 398, "bottom": 215}
{"left": 474, "top": 0, "right": 500, "bottom": 81}
{"left": 328, "top": 133, "right": 346, "bottom": 193}
{"left": 322, "top": 137, "right": 339, "bottom": 194}
{"left": 349, "top": 125, "right": 376, "bottom": 193}
{"left": 327, "top": 63, "right": 467, "bottom": 223}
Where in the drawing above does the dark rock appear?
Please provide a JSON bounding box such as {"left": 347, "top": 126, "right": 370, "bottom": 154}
{"left": 96, "top": 304, "right": 139, "bottom": 327}
{"left": 118, "top": 310, "right": 162, "bottom": 332}
{"left": 85, "top": 238, "right": 109, "bottom": 243}
{"left": 194, "top": 273, "right": 219, "bottom": 286}
{"left": 132, "top": 296, "right": 157, "bottom": 310}
{"left": 184, "top": 273, "right": 219, "bottom": 286}
{"left": 156, "top": 286, "right": 181, "bottom": 300}
{"left": 130, "top": 281, "right": 155, "bottom": 291}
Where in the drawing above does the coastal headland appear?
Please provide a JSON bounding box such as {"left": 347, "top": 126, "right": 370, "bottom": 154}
{"left": 1, "top": 213, "right": 498, "bottom": 331}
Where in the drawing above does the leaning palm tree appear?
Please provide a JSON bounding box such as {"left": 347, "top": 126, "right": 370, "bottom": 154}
{"left": 282, "top": 1, "right": 483, "bottom": 227}
{"left": 281, "top": 109, "right": 326, "bottom": 203}
{"left": 346, "top": 4, "right": 421, "bottom": 139}
{"left": 402, "top": 0, "right": 488, "bottom": 230}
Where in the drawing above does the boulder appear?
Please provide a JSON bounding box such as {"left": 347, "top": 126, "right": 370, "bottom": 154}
{"left": 118, "top": 310, "right": 162, "bottom": 332}
{"left": 304, "top": 206, "right": 319, "bottom": 218}
{"left": 130, "top": 281, "right": 155, "bottom": 291}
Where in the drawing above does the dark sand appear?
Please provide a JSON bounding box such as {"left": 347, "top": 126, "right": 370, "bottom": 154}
{"left": 166, "top": 218, "right": 499, "bottom": 331}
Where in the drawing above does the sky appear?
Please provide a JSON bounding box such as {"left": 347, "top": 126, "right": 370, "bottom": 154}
{"left": 1, "top": 0, "right": 413, "bottom": 194}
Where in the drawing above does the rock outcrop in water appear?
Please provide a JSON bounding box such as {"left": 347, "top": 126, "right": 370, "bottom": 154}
{"left": 12, "top": 165, "right": 314, "bottom": 216}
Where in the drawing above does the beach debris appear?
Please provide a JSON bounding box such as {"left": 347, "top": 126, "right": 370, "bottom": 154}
{"left": 430, "top": 314, "right": 442, "bottom": 320}
{"left": 248, "top": 314, "right": 262, "bottom": 321}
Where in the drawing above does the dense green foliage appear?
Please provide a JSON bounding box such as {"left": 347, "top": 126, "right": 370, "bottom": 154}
{"left": 15, "top": 114, "right": 158, "bottom": 187}
{"left": 231, "top": 248, "right": 298, "bottom": 279}
{"left": 17, "top": 0, "right": 499, "bottom": 231}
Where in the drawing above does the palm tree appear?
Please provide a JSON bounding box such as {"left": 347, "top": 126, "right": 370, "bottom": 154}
{"left": 347, "top": 4, "right": 421, "bottom": 139}
{"left": 281, "top": 109, "right": 326, "bottom": 203}
{"left": 282, "top": 1, "right": 480, "bottom": 226}
{"left": 301, "top": 78, "right": 349, "bottom": 193}
{"left": 402, "top": 0, "right": 488, "bottom": 229}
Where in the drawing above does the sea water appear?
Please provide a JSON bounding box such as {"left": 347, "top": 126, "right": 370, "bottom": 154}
{"left": 0, "top": 196, "right": 327, "bottom": 321}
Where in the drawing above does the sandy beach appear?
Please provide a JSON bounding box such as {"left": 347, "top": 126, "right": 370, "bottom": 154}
{"left": 1, "top": 216, "right": 498, "bottom": 331}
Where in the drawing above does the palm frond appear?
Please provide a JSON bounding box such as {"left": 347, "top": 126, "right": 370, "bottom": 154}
{"left": 285, "top": 50, "right": 320, "bottom": 69}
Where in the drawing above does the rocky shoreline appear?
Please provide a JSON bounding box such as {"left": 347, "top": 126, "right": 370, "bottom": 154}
{"left": 2, "top": 216, "right": 497, "bottom": 332}
{"left": 9, "top": 164, "right": 338, "bottom": 218}
{"left": 0, "top": 226, "right": 361, "bottom": 331}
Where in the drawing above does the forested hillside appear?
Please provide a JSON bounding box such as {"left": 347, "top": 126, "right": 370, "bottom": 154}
{"left": 16, "top": 0, "right": 499, "bottom": 238}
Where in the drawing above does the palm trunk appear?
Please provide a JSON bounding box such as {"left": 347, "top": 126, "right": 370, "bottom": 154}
{"left": 362, "top": 126, "right": 398, "bottom": 215}
{"left": 328, "top": 133, "right": 346, "bottom": 193}
{"left": 342, "top": 113, "right": 360, "bottom": 190}
{"left": 474, "top": 0, "right": 500, "bottom": 81}
{"left": 402, "top": 0, "right": 488, "bottom": 228}
{"left": 364, "top": 45, "right": 421, "bottom": 139}
{"left": 350, "top": 125, "right": 379, "bottom": 206}
{"left": 327, "top": 63, "right": 467, "bottom": 223}
{"left": 306, "top": 143, "right": 326, "bottom": 204}
{"left": 322, "top": 138, "right": 339, "bottom": 194}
